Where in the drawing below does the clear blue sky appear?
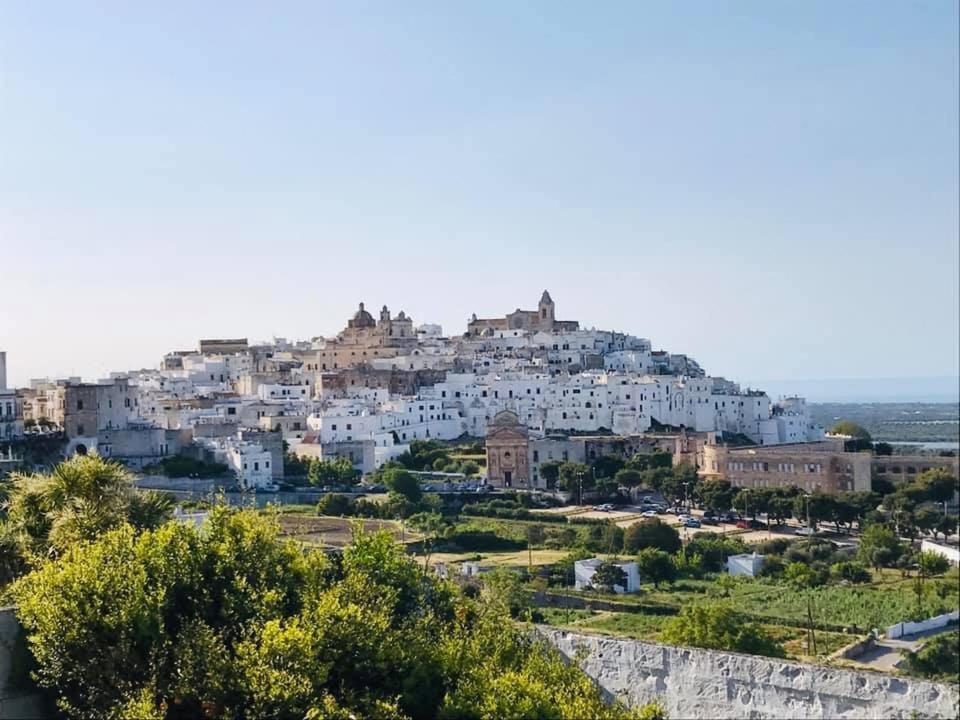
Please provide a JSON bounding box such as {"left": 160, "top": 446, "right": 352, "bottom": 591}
{"left": 2, "top": 2, "right": 958, "bottom": 392}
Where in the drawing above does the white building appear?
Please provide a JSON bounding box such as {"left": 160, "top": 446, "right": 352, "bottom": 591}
{"left": 727, "top": 553, "right": 765, "bottom": 577}
{"left": 574, "top": 558, "right": 641, "bottom": 593}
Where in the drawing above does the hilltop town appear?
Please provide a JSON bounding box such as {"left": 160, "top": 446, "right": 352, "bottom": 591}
{"left": 3, "top": 291, "right": 955, "bottom": 497}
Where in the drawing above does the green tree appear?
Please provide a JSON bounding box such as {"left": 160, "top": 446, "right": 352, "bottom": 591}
{"left": 613, "top": 468, "right": 645, "bottom": 488}
{"left": 636, "top": 548, "right": 677, "bottom": 588}
{"left": 558, "top": 462, "right": 593, "bottom": 497}
{"left": 480, "top": 566, "right": 531, "bottom": 618}
{"left": 660, "top": 604, "right": 785, "bottom": 658}
{"left": 916, "top": 468, "right": 958, "bottom": 505}
{"left": 12, "top": 509, "right": 637, "bottom": 720}
{"left": 316, "top": 493, "right": 353, "bottom": 516}
{"left": 591, "top": 561, "right": 628, "bottom": 593}
{"left": 5, "top": 454, "right": 172, "bottom": 561}
{"left": 829, "top": 421, "right": 871, "bottom": 440}
{"left": 538, "top": 461, "right": 562, "bottom": 489}
{"left": 382, "top": 468, "right": 422, "bottom": 503}
{"left": 697, "top": 480, "right": 735, "bottom": 513}
{"left": 623, "top": 519, "right": 681, "bottom": 554}
{"left": 900, "top": 631, "right": 959, "bottom": 680}
{"left": 460, "top": 460, "right": 480, "bottom": 477}
{"left": 830, "top": 561, "right": 871, "bottom": 584}
{"left": 918, "top": 551, "right": 950, "bottom": 578}
{"left": 857, "top": 523, "right": 904, "bottom": 570}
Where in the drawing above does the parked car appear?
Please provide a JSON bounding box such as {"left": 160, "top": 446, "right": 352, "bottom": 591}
{"left": 719, "top": 512, "right": 738, "bottom": 523}
{"left": 641, "top": 510, "right": 658, "bottom": 518}
{"left": 701, "top": 513, "right": 719, "bottom": 525}
{"left": 735, "top": 520, "right": 750, "bottom": 529}
{"left": 677, "top": 514, "right": 693, "bottom": 523}
{"left": 795, "top": 526, "right": 815, "bottom": 536}
{"left": 682, "top": 518, "right": 702, "bottom": 529}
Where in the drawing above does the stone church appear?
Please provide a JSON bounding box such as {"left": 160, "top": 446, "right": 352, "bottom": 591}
{"left": 485, "top": 410, "right": 530, "bottom": 488}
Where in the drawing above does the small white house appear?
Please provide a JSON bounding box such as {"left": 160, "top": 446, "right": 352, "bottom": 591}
{"left": 574, "top": 558, "right": 640, "bottom": 594}
{"left": 727, "top": 552, "right": 765, "bottom": 577}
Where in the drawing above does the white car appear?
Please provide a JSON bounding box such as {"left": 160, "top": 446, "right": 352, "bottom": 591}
{"left": 641, "top": 510, "right": 658, "bottom": 518}
{"left": 795, "top": 527, "right": 815, "bottom": 536}
{"left": 677, "top": 514, "right": 693, "bottom": 523}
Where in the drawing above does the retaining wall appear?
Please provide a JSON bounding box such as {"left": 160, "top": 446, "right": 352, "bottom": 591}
{"left": 0, "top": 608, "right": 49, "bottom": 719}
{"left": 540, "top": 628, "right": 960, "bottom": 719}
{"left": 887, "top": 610, "right": 960, "bottom": 640}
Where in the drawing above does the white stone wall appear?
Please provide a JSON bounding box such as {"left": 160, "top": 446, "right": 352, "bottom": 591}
{"left": 539, "top": 629, "right": 959, "bottom": 720}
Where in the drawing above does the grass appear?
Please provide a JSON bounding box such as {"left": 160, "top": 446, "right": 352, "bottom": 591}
{"left": 414, "top": 549, "right": 571, "bottom": 567}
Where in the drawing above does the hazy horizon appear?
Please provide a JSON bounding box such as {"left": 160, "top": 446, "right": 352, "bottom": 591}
{"left": 3, "top": 2, "right": 958, "bottom": 391}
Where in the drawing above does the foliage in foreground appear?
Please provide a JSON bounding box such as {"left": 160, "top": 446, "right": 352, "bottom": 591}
{"left": 12, "top": 507, "right": 644, "bottom": 720}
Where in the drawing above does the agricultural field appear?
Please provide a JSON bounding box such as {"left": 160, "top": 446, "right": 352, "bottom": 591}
{"left": 537, "top": 608, "right": 851, "bottom": 661}
{"left": 276, "top": 514, "right": 413, "bottom": 547}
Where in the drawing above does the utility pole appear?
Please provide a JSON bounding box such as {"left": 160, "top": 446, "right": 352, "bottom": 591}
{"left": 577, "top": 470, "right": 584, "bottom": 507}
{"left": 806, "top": 595, "right": 817, "bottom": 656}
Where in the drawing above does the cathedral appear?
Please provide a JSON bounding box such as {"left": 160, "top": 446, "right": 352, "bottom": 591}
{"left": 466, "top": 290, "right": 580, "bottom": 337}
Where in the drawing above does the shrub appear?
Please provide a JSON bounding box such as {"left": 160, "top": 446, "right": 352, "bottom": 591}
{"left": 830, "top": 561, "right": 871, "bottom": 584}
{"left": 623, "top": 519, "right": 681, "bottom": 554}
{"left": 660, "top": 603, "right": 785, "bottom": 658}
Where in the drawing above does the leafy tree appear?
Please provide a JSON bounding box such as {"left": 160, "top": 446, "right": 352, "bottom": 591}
{"left": 935, "top": 515, "right": 959, "bottom": 543}
{"left": 307, "top": 457, "right": 358, "bottom": 486}
{"left": 558, "top": 462, "right": 593, "bottom": 496}
{"left": 382, "top": 468, "right": 422, "bottom": 503}
{"left": 682, "top": 533, "right": 747, "bottom": 573}
{"left": 538, "top": 461, "right": 563, "bottom": 489}
{"left": 697, "top": 480, "right": 735, "bottom": 513}
{"left": 918, "top": 551, "right": 951, "bottom": 578}
{"left": 592, "top": 455, "right": 625, "bottom": 479}
{"left": 916, "top": 468, "right": 958, "bottom": 504}
{"left": 590, "top": 561, "right": 628, "bottom": 593}
{"left": 791, "top": 491, "right": 834, "bottom": 530}
{"left": 829, "top": 421, "right": 871, "bottom": 440}
{"left": 480, "top": 566, "right": 531, "bottom": 618}
{"left": 857, "top": 523, "right": 904, "bottom": 570}
{"left": 660, "top": 604, "right": 785, "bottom": 658}
{"left": 12, "top": 509, "right": 636, "bottom": 720}
{"left": 613, "top": 468, "right": 645, "bottom": 488}
{"left": 830, "top": 561, "right": 871, "bottom": 584}
{"left": 623, "top": 519, "right": 681, "bottom": 554}
{"left": 913, "top": 506, "right": 942, "bottom": 537}
{"left": 900, "top": 631, "right": 960, "bottom": 680}
{"left": 873, "top": 442, "right": 894, "bottom": 456}
{"left": 5, "top": 454, "right": 172, "bottom": 561}
{"left": 784, "top": 562, "right": 825, "bottom": 588}
{"left": 460, "top": 460, "right": 480, "bottom": 477}
{"left": 316, "top": 493, "right": 353, "bottom": 516}
{"left": 636, "top": 548, "right": 677, "bottom": 588}
{"left": 767, "top": 496, "right": 795, "bottom": 525}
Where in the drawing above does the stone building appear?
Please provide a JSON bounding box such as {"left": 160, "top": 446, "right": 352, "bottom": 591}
{"left": 485, "top": 410, "right": 530, "bottom": 489}
{"left": 699, "top": 440, "right": 873, "bottom": 494}
{"left": 467, "top": 291, "right": 579, "bottom": 337}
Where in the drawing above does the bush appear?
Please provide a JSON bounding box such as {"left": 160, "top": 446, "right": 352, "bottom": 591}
{"left": 830, "top": 561, "right": 871, "bottom": 584}
{"left": 682, "top": 533, "right": 747, "bottom": 572}
{"left": 316, "top": 494, "right": 353, "bottom": 517}
{"left": 623, "top": 519, "right": 681, "bottom": 554}
{"left": 660, "top": 603, "right": 785, "bottom": 658}
{"left": 900, "top": 631, "right": 960, "bottom": 680}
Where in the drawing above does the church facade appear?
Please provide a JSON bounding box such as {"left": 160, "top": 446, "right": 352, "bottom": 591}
{"left": 485, "top": 410, "right": 531, "bottom": 489}
{"left": 466, "top": 291, "right": 579, "bottom": 337}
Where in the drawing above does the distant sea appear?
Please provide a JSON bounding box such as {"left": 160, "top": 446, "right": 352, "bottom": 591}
{"left": 751, "top": 376, "right": 959, "bottom": 404}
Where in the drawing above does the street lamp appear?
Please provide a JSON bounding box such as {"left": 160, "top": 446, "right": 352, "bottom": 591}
{"left": 577, "top": 470, "right": 585, "bottom": 507}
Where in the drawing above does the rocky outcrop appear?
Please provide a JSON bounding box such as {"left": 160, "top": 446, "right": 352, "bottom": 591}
{"left": 540, "top": 628, "right": 959, "bottom": 719}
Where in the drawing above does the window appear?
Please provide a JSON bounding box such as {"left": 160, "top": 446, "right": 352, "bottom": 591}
{"left": 533, "top": 450, "right": 539, "bottom": 462}
{"left": 332, "top": 424, "right": 337, "bottom": 431}
{"left": 254, "top": 462, "right": 259, "bottom": 471}
{"left": 77, "top": 400, "right": 83, "bottom": 410}
{"left": 346, "top": 423, "right": 352, "bottom": 430}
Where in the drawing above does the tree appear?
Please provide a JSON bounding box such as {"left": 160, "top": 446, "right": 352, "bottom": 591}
{"left": 460, "top": 460, "right": 480, "bottom": 477}
{"left": 900, "top": 631, "right": 960, "bottom": 680}
{"left": 5, "top": 454, "right": 173, "bottom": 561}
{"left": 12, "top": 509, "right": 637, "bottom": 720}
{"left": 382, "top": 468, "right": 422, "bottom": 503}
{"left": 316, "top": 493, "right": 353, "bottom": 516}
{"left": 636, "top": 548, "right": 677, "bottom": 588}
{"left": 830, "top": 561, "right": 871, "bottom": 584}
{"left": 916, "top": 468, "right": 958, "bottom": 505}
{"left": 591, "top": 455, "right": 625, "bottom": 479}
{"left": 857, "top": 523, "right": 904, "bottom": 570}
{"left": 660, "top": 604, "right": 785, "bottom": 658}
{"left": 538, "top": 461, "right": 562, "bottom": 489}
{"left": 591, "top": 561, "right": 628, "bottom": 593}
{"left": 697, "top": 480, "right": 735, "bottom": 513}
{"left": 623, "top": 519, "right": 681, "bottom": 554}
{"left": 480, "top": 566, "right": 531, "bottom": 618}
{"left": 918, "top": 551, "right": 950, "bottom": 578}
{"left": 767, "top": 496, "right": 795, "bottom": 525}
{"left": 829, "top": 421, "right": 871, "bottom": 441}
{"left": 613, "top": 468, "right": 645, "bottom": 488}
{"left": 935, "top": 515, "right": 959, "bottom": 543}
{"left": 873, "top": 442, "right": 893, "bottom": 456}
{"left": 792, "top": 491, "right": 834, "bottom": 530}
{"left": 307, "top": 457, "right": 357, "bottom": 486}
{"left": 558, "top": 462, "right": 592, "bottom": 496}
{"left": 913, "top": 506, "right": 942, "bottom": 537}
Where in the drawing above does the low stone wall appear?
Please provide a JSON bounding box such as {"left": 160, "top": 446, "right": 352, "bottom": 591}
{"left": 540, "top": 628, "right": 960, "bottom": 719}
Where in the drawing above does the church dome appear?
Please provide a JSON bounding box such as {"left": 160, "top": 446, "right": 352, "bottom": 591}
{"left": 348, "top": 302, "right": 376, "bottom": 329}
